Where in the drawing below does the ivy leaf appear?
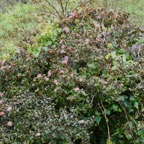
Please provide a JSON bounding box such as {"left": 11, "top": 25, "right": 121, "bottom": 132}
{"left": 112, "top": 104, "right": 119, "bottom": 111}
{"left": 88, "top": 63, "right": 97, "bottom": 69}
{"left": 134, "top": 102, "right": 139, "bottom": 109}
{"left": 117, "top": 96, "right": 126, "bottom": 101}
{"left": 111, "top": 51, "right": 116, "bottom": 58}
{"left": 95, "top": 116, "right": 102, "bottom": 124}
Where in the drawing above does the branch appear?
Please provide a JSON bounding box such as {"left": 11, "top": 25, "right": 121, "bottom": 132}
{"left": 99, "top": 102, "right": 111, "bottom": 142}
{"left": 117, "top": 100, "right": 129, "bottom": 120}
{"left": 46, "top": 0, "right": 61, "bottom": 18}
{"left": 59, "top": 0, "right": 65, "bottom": 16}
{"left": 64, "top": 0, "right": 70, "bottom": 14}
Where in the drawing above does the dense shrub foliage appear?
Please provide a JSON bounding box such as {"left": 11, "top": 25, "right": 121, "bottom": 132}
{"left": 0, "top": 6, "right": 144, "bottom": 144}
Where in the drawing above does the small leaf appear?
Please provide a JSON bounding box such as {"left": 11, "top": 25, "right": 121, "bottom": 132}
{"left": 105, "top": 53, "right": 111, "bottom": 60}
{"left": 95, "top": 116, "right": 101, "bottom": 124}
{"left": 112, "top": 105, "right": 119, "bottom": 111}
{"left": 107, "top": 43, "right": 112, "bottom": 49}
{"left": 88, "top": 63, "right": 97, "bottom": 69}
{"left": 134, "top": 102, "right": 139, "bottom": 109}
{"left": 111, "top": 51, "right": 116, "bottom": 58}
{"left": 117, "top": 96, "right": 125, "bottom": 101}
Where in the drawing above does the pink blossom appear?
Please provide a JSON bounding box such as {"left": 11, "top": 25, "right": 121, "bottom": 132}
{"left": 7, "top": 121, "right": 13, "bottom": 127}
{"left": 74, "top": 118, "right": 78, "bottom": 121}
{"left": 35, "top": 133, "right": 41, "bottom": 137}
{"left": 63, "top": 27, "right": 70, "bottom": 33}
{"left": 95, "top": 24, "right": 101, "bottom": 28}
{"left": 69, "top": 11, "right": 77, "bottom": 18}
{"left": 79, "top": 78, "right": 83, "bottom": 82}
{"left": 59, "top": 70, "right": 64, "bottom": 75}
{"left": 7, "top": 106, "right": 12, "bottom": 111}
{"left": 78, "top": 120, "right": 85, "bottom": 124}
{"left": 54, "top": 87, "right": 59, "bottom": 93}
{"left": 0, "top": 92, "right": 3, "bottom": 97}
{"left": 85, "top": 38, "right": 90, "bottom": 43}
{"left": 0, "top": 111, "right": 5, "bottom": 117}
{"left": 62, "top": 56, "right": 69, "bottom": 64}
{"left": 44, "top": 77, "right": 49, "bottom": 81}
{"left": 0, "top": 100, "right": 3, "bottom": 104}
{"left": 61, "top": 45, "right": 66, "bottom": 49}
{"left": 68, "top": 47, "right": 72, "bottom": 52}
{"left": 93, "top": 48, "right": 97, "bottom": 52}
{"left": 74, "top": 87, "right": 80, "bottom": 92}
{"left": 70, "top": 74, "right": 74, "bottom": 78}
{"left": 0, "top": 60, "right": 6, "bottom": 66}
{"left": 119, "top": 83, "right": 124, "bottom": 87}
{"left": 37, "top": 74, "right": 42, "bottom": 78}
{"left": 69, "top": 15, "right": 73, "bottom": 19}
{"left": 17, "top": 73, "right": 21, "bottom": 77}
{"left": 99, "top": 79, "right": 108, "bottom": 85}
{"left": 60, "top": 49, "right": 65, "bottom": 54}
{"left": 53, "top": 79, "right": 59, "bottom": 85}
{"left": 47, "top": 70, "right": 52, "bottom": 77}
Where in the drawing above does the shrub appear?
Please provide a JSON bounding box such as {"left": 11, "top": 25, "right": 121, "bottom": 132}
{"left": 0, "top": 6, "right": 144, "bottom": 144}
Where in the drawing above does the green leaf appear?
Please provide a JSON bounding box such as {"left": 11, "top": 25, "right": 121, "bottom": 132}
{"left": 105, "top": 53, "right": 111, "bottom": 60}
{"left": 112, "top": 104, "right": 119, "bottom": 111}
{"left": 111, "top": 51, "right": 116, "bottom": 58}
{"left": 88, "top": 63, "right": 97, "bottom": 69}
{"left": 117, "top": 96, "right": 126, "bottom": 101}
{"left": 95, "top": 116, "right": 101, "bottom": 124}
{"left": 134, "top": 102, "right": 139, "bottom": 109}
{"left": 111, "top": 65, "right": 118, "bottom": 71}
{"left": 47, "top": 41, "right": 52, "bottom": 46}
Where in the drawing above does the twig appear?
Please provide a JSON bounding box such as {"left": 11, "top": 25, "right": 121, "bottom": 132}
{"left": 64, "top": 0, "right": 70, "bottom": 14}
{"left": 59, "top": 0, "right": 65, "bottom": 16}
{"left": 46, "top": 0, "right": 61, "bottom": 18}
{"left": 99, "top": 102, "right": 111, "bottom": 142}
{"left": 117, "top": 100, "right": 129, "bottom": 120}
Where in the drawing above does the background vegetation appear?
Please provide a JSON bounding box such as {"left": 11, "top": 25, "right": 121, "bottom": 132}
{"left": 0, "top": 0, "right": 144, "bottom": 144}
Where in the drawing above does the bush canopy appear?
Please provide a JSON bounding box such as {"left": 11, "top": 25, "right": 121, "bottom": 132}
{"left": 0, "top": 5, "right": 144, "bottom": 144}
